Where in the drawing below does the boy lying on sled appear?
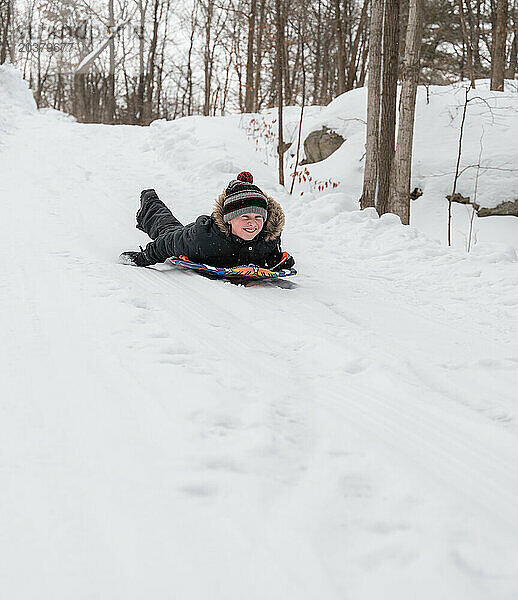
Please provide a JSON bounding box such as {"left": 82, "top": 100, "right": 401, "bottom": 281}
{"left": 119, "top": 171, "right": 295, "bottom": 271}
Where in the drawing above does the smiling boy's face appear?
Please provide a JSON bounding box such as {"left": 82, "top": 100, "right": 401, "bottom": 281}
{"left": 229, "top": 213, "right": 265, "bottom": 241}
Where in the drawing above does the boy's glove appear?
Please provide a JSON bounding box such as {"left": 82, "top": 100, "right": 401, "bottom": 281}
{"left": 271, "top": 252, "right": 295, "bottom": 271}
{"left": 119, "top": 247, "right": 154, "bottom": 267}
{"left": 282, "top": 254, "right": 295, "bottom": 269}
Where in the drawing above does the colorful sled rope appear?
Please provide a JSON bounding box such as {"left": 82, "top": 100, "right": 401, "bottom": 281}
{"left": 166, "top": 254, "right": 297, "bottom": 280}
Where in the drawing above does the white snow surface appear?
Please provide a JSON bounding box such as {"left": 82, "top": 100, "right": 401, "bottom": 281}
{"left": 1, "top": 67, "right": 518, "bottom": 599}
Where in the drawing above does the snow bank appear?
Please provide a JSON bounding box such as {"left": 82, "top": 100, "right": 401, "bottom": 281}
{"left": 0, "top": 65, "right": 37, "bottom": 134}
{"left": 412, "top": 82, "right": 518, "bottom": 210}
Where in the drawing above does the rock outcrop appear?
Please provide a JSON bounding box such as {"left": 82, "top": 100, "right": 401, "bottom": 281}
{"left": 300, "top": 126, "right": 345, "bottom": 165}
{"left": 477, "top": 199, "right": 518, "bottom": 218}
{"left": 447, "top": 193, "right": 518, "bottom": 217}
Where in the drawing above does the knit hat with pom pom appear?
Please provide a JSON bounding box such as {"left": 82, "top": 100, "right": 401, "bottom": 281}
{"left": 222, "top": 171, "right": 268, "bottom": 223}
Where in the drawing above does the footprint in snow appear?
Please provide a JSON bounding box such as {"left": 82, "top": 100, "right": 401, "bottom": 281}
{"left": 204, "top": 456, "right": 244, "bottom": 473}
{"left": 477, "top": 357, "right": 518, "bottom": 370}
{"left": 149, "top": 330, "right": 169, "bottom": 339}
{"left": 343, "top": 358, "right": 370, "bottom": 375}
{"left": 158, "top": 355, "right": 190, "bottom": 366}
{"left": 178, "top": 482, "right": 218, "bottom": 498}
{"left": 340, "top": 474, "right": 373, "bottom": 499}
{"left": 119, "top": 296, "right": 151, "bottom": 311}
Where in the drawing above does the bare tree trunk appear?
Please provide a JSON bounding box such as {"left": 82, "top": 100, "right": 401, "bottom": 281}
{"left": 466, "top": 0, "right": 482, "bottom": 75}
{"left": 290, "top": 5, "right": 306, "bottom": 194}
{"left": 137, "top": 0, "right": 146, "bottom": 123}
{"left": 182, "top": 1, "right": 198, "bottom": 116}
{"left": 335, "top": 0, "right": 346, "bottom": 94}
{"left": 212, "top": 84, "right": 219, "bottom": 115}
{"left": 245, "top": 0, "right": 257, "bottom": 112}
{"left": 346, "top": 0, "right": 369, "bottom": 90}
{"left": 358, "top": 32, "right": 369, "bottom": 85}
{"left": 156, "top": 0, "right": 170, "bottom": 119}
{"left": 221, "top": 48, "right": 231, "bottom": 114}
{"left": 447, "top": 88, "right": 469, "bottom": 246}
{"left": 506, "top": 5, "right": 517, "bottom": 78}
{"left": 0, "top": 0, "right": 11, "bottom": 64}
{"left": 288, "top": 40, "right": 300, "bottom": 104}
{"left": 320, "top": 10, "right": 332, "bottom": 103}
{"left": 7, "top": 0, "right": 12, "bottom": 63}
{"left": 231, "top": 12, "right": 245, "bottom": 113}
{"left": 203, "top": 0, "right": 214, "bottom": 116}
{"left": 377, "top": 0, "right": 399, "bottom": 215}
{"left": 459, "top": 0, "right": 476, "bottom": 87}
{"left": 387, "top": 0, "right": 423, "bottom": 225}
{"left": 144, "top": 0, "right": 160, "bottom": 122}
{"left": 313, "top": 0, "right": 322, "bottom": 103}
{"left": 275, "top": 0, "right": 287, "bottom": 185}
{"left": 282, "top": 7, "right": 292, "bottom": 105}
{"left": 106, "top": 0, "right": 116, "bottom": 122}
{"left": 253, "top": 0, "right": 265, "bottom": 111}
{"left": 73, "top": 73, "right": 86, "bottom": 121}
{"left": 360, "top": 0, "right": 384, "bottom": 209}
{"left": 491, "top": 0, "right": 508, "bottom": 90}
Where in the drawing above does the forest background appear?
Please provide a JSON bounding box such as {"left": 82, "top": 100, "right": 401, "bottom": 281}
{"left": 0, "top": 0, "right": 516, "bottom": 125}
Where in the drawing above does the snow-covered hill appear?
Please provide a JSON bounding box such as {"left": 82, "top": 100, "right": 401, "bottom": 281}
{"left": 1, "top": 65, "right": 518, "bottom": 599}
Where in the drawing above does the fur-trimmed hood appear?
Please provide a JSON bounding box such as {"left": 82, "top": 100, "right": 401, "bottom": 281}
{"left": 212, "top": 191, "right": 285, "bottom": 241}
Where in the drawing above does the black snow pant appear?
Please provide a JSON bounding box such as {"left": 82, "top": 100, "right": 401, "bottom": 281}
{"left": 136, "top": 189, "right": 183, "bottom": 239}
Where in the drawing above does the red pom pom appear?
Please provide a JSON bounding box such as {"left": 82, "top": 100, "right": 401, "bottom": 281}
{"left": 237, "top": 171, "right": 253, "bottom": 183}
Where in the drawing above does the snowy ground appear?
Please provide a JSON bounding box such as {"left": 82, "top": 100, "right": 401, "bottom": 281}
{"left": 1, "top": 66, "right": 518, "bottom": 599}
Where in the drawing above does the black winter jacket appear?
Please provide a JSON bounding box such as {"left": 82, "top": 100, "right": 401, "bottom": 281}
{"left": 136, "top": 189, "right": 293, "bottom": 269}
